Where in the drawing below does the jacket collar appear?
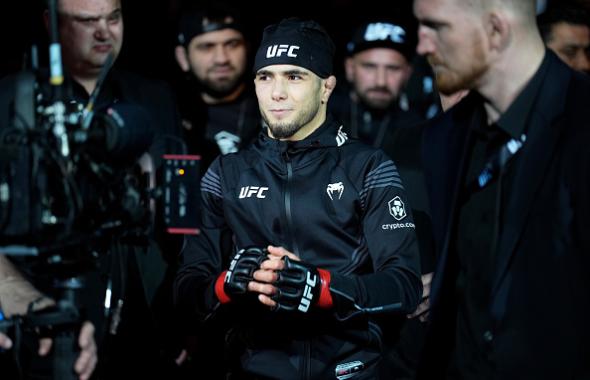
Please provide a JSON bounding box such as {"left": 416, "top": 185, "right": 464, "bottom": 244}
{"left": 253, "top": 115, "right": 347, "bottom": 171}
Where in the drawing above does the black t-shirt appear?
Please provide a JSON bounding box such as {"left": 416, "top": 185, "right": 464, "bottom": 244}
{"left": 177, "top": 84, "right": 261, "bottom": 173}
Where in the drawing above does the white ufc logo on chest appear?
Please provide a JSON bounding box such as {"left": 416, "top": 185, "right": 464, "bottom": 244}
{"left": 239, "top": 186, "right": 269, "bottom": 199}
{"left": 266, "top": 44, "right": 300, "bottom": 58}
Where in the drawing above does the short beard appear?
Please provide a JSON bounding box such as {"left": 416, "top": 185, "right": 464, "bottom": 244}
{"left": 429, "top": 38, "right": 488, "bottom": 95}
{"left": 200, "top": 75, "right": 244, "bottom": 99}
{"left": 433, "top": 64, "right": 486, "bottom": 95}
{"left": 266, "top": 122, "right": 303, "bottom": 139}
{"left": 353, "top": 84, "right": 397, "bottom": 111}
{"left": 263, "top": 100, "right": 320, "bottom": 140}
{"left": 357, "top": 89, "right": 396, "bottom": 111}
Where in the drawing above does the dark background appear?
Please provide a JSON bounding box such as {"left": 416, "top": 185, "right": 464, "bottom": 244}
{"left": 2, "top": 0, "right": 586, "bottom": 81}
{"left": 0, "top": 0, "right": 417, "bottom": 82}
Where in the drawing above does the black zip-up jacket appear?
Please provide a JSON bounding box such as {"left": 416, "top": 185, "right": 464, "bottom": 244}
{"left": 175, "top": 116, "right": 421, "bottom": 380}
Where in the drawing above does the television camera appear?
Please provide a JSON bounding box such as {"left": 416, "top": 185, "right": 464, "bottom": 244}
{"left": 0, "top": 3, "right": 199, "bottom": 378}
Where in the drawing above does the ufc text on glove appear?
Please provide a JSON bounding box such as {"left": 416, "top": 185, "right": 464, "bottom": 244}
{"left": 272, "top": 256, "right": 333, "bottom": 313}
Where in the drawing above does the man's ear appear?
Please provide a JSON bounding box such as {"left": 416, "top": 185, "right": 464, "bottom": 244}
{"left": 487, "top": 11, "right": 511, "bottom": 53}
{"left": 174, "top": 46, "right": 190, "bottom": 72}
{"left": 321, "top": 75, "right": 337, "bottom": 104}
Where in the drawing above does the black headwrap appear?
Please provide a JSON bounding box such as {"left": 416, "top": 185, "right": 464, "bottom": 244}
{"left": 253, "top": 18, "right": 335, "bottom": 78}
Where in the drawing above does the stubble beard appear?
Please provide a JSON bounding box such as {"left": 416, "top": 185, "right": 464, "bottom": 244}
{"left": 430, "top": 39, "right": 488, "bottom": 95}
{"left": 357, "top": 88, "right": 396, "bottom": 110}
{"left": 200, "top": 74, "right": 243, "bottom": 99}
{"left": 263, "top": 101, "right": 320, "bottom": 140}
{"left": 198, "top": 64, "right": 246, "bottom": 99}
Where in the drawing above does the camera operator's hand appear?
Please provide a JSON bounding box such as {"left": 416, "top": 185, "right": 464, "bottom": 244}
{"left": 0, "top": 332, "right": 12, "bottom": 350}
{"left": 250, "top": 246, "right": 333, "bottom": 313}
{"left": 214, "top": 247, "right": 269, "bottom": 303}
{"left": 37, "top": 321, "right": 97, "bottom": 380}
{"left": 0, "top": 256, "right": 97, "bottom": 379}
{"left": 0, "top": 256, "right": 54, "bottom": 317}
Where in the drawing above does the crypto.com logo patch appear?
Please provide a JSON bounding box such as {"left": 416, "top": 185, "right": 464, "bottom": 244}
{"left": 388, "top": 196, "right": 406, "bottom": 220}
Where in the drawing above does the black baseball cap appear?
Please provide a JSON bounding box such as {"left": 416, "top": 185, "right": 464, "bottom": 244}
{"left": 346, "top": 21, "right": 415, "bottom": 62}
{"left": 177, "top": 4, "right": 245, "bottom": 47}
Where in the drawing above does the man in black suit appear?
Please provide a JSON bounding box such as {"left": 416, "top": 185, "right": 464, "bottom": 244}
{"left": 413, "top": 0, "right": 590, "bottom": 378}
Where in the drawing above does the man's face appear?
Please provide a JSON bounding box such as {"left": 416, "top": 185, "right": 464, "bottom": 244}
{"left": 254, "top": 64, "right": 325, "bottom": 141}
{"left": 186, "top": 28, "right": 248, "bottom": 97}
{"left": 414, "top": 0, "right": 490, "bottom": 95}
{"left": 345, "top": 48, "right": 411, "bottom": 110}
{"left": 546, "top": 22, "right": 590, "bottom": 74}
{"left": 58, "top": 0, "right": 123, "bottom": 78}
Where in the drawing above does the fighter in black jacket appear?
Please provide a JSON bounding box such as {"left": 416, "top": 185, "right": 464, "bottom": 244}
{"left": 175, "top": 18, "right": 422, "bottom": 380}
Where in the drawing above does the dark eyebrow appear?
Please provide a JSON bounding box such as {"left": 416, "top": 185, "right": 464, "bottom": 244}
{"left": 564, "top": 43, "right": 588, "bottom": 49}
{"left": 256, "top": 69, "right": 273, "bottom": 77}
{"left": 108, "top": 8, "right": 122, "bottom": 17}
{"left": 224, "top": 37, "right": 245, "bottom": 45}
{"left": 256, "top": 69, "right": 311, "bottom": 77}
{"left": 283, "top": 70, "right": 309, "bottom": 77}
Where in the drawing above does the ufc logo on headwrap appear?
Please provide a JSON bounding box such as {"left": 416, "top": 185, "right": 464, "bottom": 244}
{"left": 266, "top": 44, "right": 300, "bottom": 58}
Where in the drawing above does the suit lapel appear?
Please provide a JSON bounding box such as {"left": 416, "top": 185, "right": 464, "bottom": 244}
{"left": 491, "top": 54, "right": 572, "bottom": 299}
{"left": 429, "top": 96, "right": 482, "bottom": 305}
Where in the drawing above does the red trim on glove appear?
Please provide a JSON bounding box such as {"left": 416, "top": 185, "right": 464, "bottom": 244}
{"left": 214, "top": 271, "right": 231, "bottom": 304}
{"left": 317, "top": 269, "right": 333, "bottom": 308}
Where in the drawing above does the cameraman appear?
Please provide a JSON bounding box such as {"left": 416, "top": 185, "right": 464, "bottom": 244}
{"left": 175, "top": 18, "right": 422, "bottom": 379}
{"left": 43, "top": 0, "right": 186, "bottom": 378}
{"left": 1, "top": 0, "right": 186, "bottom": 377}
{"left": 0, "top": 255, "right": 96, "bottom": 380}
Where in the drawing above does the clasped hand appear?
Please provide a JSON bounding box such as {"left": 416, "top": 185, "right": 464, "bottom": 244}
{"left": 221, "top": 245, "right": 298, "bottom": 309}
{"left": 217, "top": 245, "right": 332, "bottom": 313}
{"left": 247, "top": 245, "right": 298, "bottom": 309}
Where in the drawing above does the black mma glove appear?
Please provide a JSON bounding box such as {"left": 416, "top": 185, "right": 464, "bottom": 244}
{"left": 272, "top": 256, "right": 333, "bottom": 313}
{"left": 215, "top": 247, "right": 268, "bottom": 304}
